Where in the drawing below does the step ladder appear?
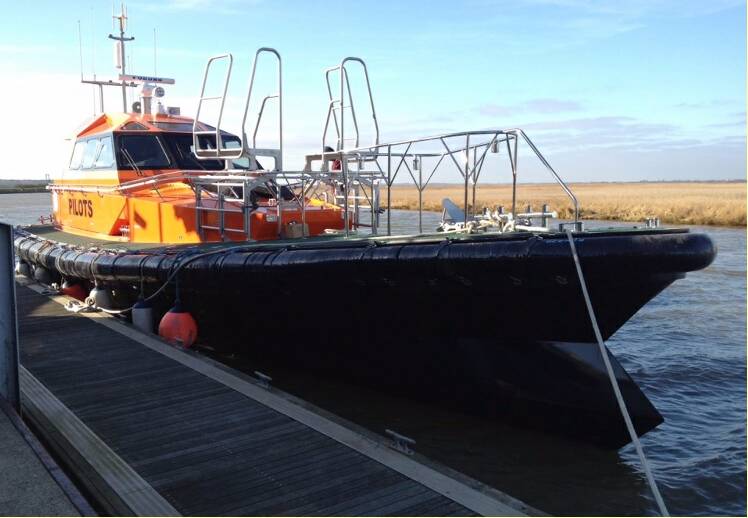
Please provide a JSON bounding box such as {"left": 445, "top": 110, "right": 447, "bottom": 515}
{"left": 192, "top": 48, "right": 283, "bottom": 171}
{"left": 192, "top": 54, "right": 242, "bottom": 160}
{"left": 322, "top": 57, "right": 379, "bottom": 154}
{"left": 194, "top": 179, "right": 256, "bottom": 241}
{"left": 333, "top": 171, "right": 382, "bottom": 233}
{"left": 241, "top": 48, "right": 283, "bottom": 171}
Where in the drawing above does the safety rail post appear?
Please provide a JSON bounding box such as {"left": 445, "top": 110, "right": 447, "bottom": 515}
{"left": 418, "top": 157, "right": 423, "bottom": 233}
{"left": 0, "top": 222, "right": 20, "bottom": 412}
{"left": 301, "top": 174, "right": 307, "bottom": 237}
{"left": 342, "top": 159, "right": 350, "bottom": 237}
{"left": 218, "top": 188, "right": 226, "bottom": 241}
{"left": 463, "top": 134, "right": 470, "bottom": 225}
{"left": 195, "top": 186, "right": 204, "bottom": 240}
{"left": 386, "top": 145, "right": 392, "bottom": 236}
{"left": 243, "top": 178, "right": 252, "bottom": 240}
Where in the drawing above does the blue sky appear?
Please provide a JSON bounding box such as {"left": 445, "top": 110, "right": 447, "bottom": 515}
{"left": 0, "top": 0, "right": 745, "bottom": 181}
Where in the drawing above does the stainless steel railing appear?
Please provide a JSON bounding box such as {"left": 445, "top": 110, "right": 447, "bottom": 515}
{"left": 187, "top": 49, "right": 579, "bottom": 240}
{"left": 306, "top": 128, "right": 579, "bottom": 235}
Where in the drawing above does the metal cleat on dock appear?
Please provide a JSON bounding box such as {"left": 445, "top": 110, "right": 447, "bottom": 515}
{"left": 385, "top": 428, "right": 416, "bottom": 455}
{"left": 254, "top": 371, "right": 273, "bottom": 389}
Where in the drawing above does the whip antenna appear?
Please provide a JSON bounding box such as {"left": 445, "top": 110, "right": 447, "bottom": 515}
{"left": 77, "top": 20, "right": 84, "bottom": 81}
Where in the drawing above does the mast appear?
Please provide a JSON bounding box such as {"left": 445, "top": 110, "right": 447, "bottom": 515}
{"left": 108, "top": 3, "right": 134, "bottom": 112}
{"left": 78, "top": 2, "right": 174, "bottom": 115}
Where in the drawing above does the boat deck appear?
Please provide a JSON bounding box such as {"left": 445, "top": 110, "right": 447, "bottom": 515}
{"left": 16, "top": 280, "right": 535, "bottom": 516}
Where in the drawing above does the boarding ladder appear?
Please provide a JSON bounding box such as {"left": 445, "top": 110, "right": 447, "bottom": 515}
{"left": 320, "top": 58, "right": 382, "bottom": 233}
{"left": 322, "top": 57, "right": 379, "bottom": 153}
{"left": 192, "top": 48, "right": 284, "bottom": 240}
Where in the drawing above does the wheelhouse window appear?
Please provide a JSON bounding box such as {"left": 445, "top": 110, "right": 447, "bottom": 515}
{"left": 121, "top": 121, "right": 149, "bottom": 131}
{"left": 151, "top": 122, "right": 196, "bottom": 132}
{"left": 117, "top": 135, "right": 171, "bottom": 169}
{"left": 94, "top": 136, "right": 114, "bottom": 168}
{"left": 161, "top": 133, "right": 252, "bottom": 171}
{"left": 69, "top": 141, "right": 86, "bottom": 169}
{"left": 80, "top": 139, "right": 100, "bottom": 169}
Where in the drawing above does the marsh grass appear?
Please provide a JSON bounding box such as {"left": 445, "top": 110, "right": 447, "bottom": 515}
{"left": 386, "top": 182, "right": 746, "bottom": 227}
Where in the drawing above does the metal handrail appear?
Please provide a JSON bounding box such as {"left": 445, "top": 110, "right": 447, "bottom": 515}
{"left": 193, "top": 54, "right": 241, "bottom": 160}
{"left": 318, "top": 128, "right": 579, "bottom": 223}
{"left": 242, "top": 47, "right": 283, "bottom": 170}
{"left": 323, "top": 67, "right": 358, "bottom": 150}
{"left": 341, "top": 57, "right": 379, "bottom": 147}
{"left": 322, "top": 57, "right": 379, "bottom": 153}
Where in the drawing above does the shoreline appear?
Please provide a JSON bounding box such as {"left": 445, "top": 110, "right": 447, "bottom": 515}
{"left": 386, "top": 181, "right": 746, "bottom": 227}
{"left": 0, "top": 188, "right": 47, "bottom": 194}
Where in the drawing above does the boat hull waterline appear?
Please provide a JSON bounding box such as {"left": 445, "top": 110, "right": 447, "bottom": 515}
{"left": 14, "top": 226, "right": 716, "bottom": 448}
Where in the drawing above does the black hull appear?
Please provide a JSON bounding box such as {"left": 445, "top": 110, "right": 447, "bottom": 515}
{"left": 14, "top": 227, "right": 716, "bottom": 448}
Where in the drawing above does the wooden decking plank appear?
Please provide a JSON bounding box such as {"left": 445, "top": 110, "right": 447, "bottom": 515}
{"left": 46, "top": 367, "right": 217, "bottom": 398}
{"left": 76, "top": 385, "right": 239, "bottom": 421}
{"left": 146, "top": 429, "right": 338, "bottom": 489}
{"left": 328, "top": 479, "right": 438, "bottom": 516}
{"left": 281, "top": 470, "right": 407, "bottom": 516}
{"left": 16, "top": 283, "right": 528, "bottom": 517}
{"left": 126, "top": 416, "right": 303, "bottom": 465}
{"left": 154, "top": 445, "right": 357, "bottom": 510}
{"left": 172, "top": 449, "right": 376, "bottom": 515}
{"left": 232, "top": 457, "right": 410, "bottom": 515}
{"left": 26, "top": 358, "right": 182, "bottom": 381}
{"left": 20, "top": 367, "right": 179, "bottom": 517}
{"left": 25, "top": 365, "right": 216, "bottom": 399}
{"left": 89, "top": 393, "right": 273, "bottom": 436}
{"left": 99, "top": 405, "right": 289, "bottom": 453}
{"left": 74, "top": 384, "right": 229, "bottom": 419}
{"left": 222, "top": 462, "right": 403, "bottom": 516}
{"left": 346, "top": 484, "right": 439, "bottom": 517}
{"left": 129, "top": 419, "right": 305, "bottom": 470}
{"left": 395, "top": 494, "right": 471, "bottom": 516}
{"left": 52, "top": 379, "right": 225, "bottom": 418}
{"left": 133, "top": 420, "right": 324, "bottom": 481}
{"left": 88, "top": 394, "right": 262, "bottom": 434}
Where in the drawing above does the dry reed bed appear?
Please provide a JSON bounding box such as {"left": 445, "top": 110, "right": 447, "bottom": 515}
{"left": 386, "top": 182, "right": 746, "bottom": 227}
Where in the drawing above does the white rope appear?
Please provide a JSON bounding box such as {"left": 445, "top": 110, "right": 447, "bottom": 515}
{"left": 565, "top": 229, "right": 669, "bottom": 516}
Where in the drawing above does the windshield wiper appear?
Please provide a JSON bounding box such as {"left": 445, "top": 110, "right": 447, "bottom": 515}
{"left": 121, "top": 148, "right": 143, "bottom": 176}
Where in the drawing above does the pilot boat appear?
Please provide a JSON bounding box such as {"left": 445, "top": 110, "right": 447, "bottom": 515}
{"left": 14, "top": 10, "right": 716, "bottom": 449}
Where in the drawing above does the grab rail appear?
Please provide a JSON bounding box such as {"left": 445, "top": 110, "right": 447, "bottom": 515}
{"left": 193, "top": 54, "right": 241, "bottom": 160}
{"left": 241, "top": 47, "right": 283, "bottom": 171}
{"left": 306, "top": 128, "right": 580, "bottom": 235}
{"left": 322, "top": 57, "right": 379, "bottom": 152}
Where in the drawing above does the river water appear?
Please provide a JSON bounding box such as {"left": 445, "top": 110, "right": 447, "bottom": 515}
{"left": 2, "top": 193, "right": 745, "bottom": 516}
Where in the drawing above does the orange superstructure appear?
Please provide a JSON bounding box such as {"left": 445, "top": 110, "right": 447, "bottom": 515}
{"left": 51, "top": 112, "right": 347, "bottom": 244}
{"left": 50, "top": 8, "right": 357, "bottom": 245}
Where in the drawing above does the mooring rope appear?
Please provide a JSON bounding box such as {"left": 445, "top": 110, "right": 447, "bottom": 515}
{"left": 565, "top": 229, "right": 669, "bottom": 516}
